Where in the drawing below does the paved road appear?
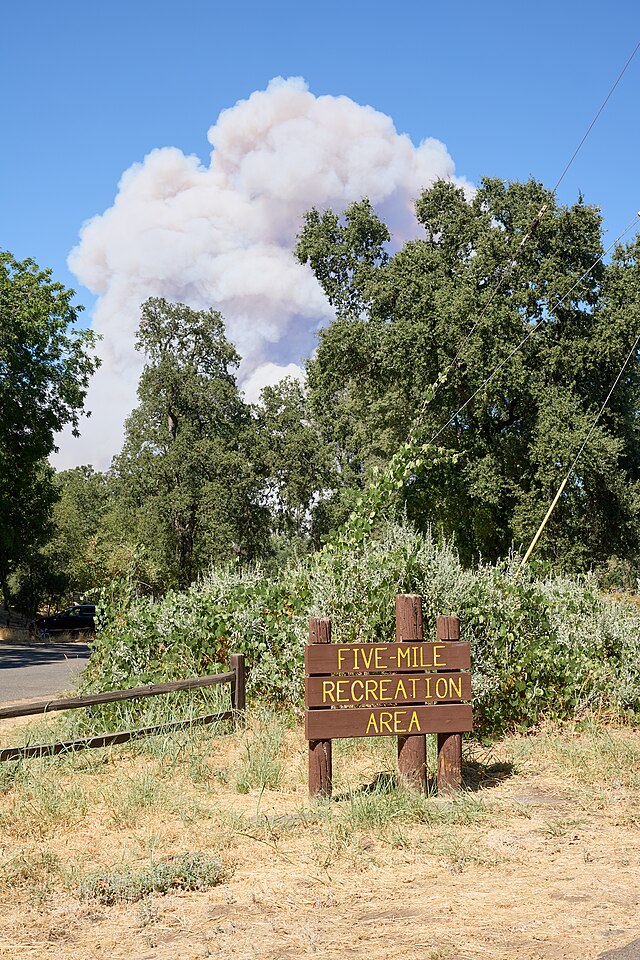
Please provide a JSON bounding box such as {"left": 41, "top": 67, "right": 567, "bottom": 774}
{"left": 0, "top": 642, "right": 91, "bottom": 703}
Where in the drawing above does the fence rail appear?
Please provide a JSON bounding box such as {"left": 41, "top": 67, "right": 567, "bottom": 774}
{"left": 0, "top": 653, "right": 245, "bottom": 762}
{"left": 1, "top": 609, "right": 30, "bottom": 630}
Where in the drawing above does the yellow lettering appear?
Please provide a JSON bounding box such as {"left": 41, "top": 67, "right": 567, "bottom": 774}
{"left": 435, "top": 676, "right": 449, "bottom": 699}
{"left": 393, "top": 678, "right": 408, "bottom": 701}
{"left": 361, "top": 647, "right": 374, "bottom": 670}
{"left": 408, "top": 711, "right": 421, "bottom": 732}
{"left": 397, "top": 646, "right": 411, "bottom": 668}
{"left": 378, "top": 677, "right": 392, "bottom": 701}
{"left": 321, "top": 680, "right": 335, "bottom": 703}
{"left": 335, "top": 679, "right": 349, "bottom": 702}
{"left": 337, "top": 648, "right": 347, "bottom": 670}
{"left": 449, "top": 676, "right": 462, "bottom": 699}
{"left": 433, "top": 644, "right": 445, "bottom": 667}
{"left": 379, "top": 711, "right": 393, "bottom": 734}
{"left": 366, "top": 712, "right": 378, "bottom": 734}
{"left": 393, "top": 710, "right": 408, "bottom": 733}
{"left": 353, "top": 648, "right": 360, "bottom": 670}
{"left": 351, "top": 679, "right": 364, "bottom": 702}
{"left": 425, "top": 676, "right": 432, "bottom": 699}
{"left": 374, "top": 646, "right": 388, "bottom": 670}
{"left": 365, "top": 678, "right": 378, "bottom": 702}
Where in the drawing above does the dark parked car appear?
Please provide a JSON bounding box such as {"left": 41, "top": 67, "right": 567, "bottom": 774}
{"left": 29, "top": 604, "right": 96, "bottom": 639}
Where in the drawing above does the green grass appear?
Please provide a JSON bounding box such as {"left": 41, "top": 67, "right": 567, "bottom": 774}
{"left": 234, "top": 708, "right": 287, "bottom": 794}
{"left": 0, "top": 779, "right": 88, "bottom": 837}
{"left": 0, "top": 848, "right": 61, "bottom": 896}
{"left": 5, "top": 706, "right": 640, "bottom": 905}
{"left": 510, "top": 722, "right": 640, "bottom": 790}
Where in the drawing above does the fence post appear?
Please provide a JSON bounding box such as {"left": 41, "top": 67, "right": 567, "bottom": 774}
{"left": 308, "top": 617, "right": 332, "bottom": 798}
{"left": 436, "top": 615, "right": 463, "bottom": 794}
{"left": 230, "top": 653, "right": 246, "bottom": 714}
{"left": 396, "top": 594, "right": 427, "bottom": 791}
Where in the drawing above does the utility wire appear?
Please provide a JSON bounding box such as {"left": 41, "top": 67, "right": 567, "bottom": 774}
{"left": 411, "top": 39, "right": 640, "bottom": 432}
{"left": 400, "top": 41, "right": 640, "bottom": 564}
{"left": 520, "top": 315, "right": 640, "bottom": 568}
{"left": 426, "top": 211, "right": 640, "bottom": 448}
{"left": 550, "top": 40, "right": 640, "bottom": 196}
{"left": 418, "top": 35, "right": 640, "bottom": 555}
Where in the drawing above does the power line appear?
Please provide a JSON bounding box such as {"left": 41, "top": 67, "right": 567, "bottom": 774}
{"left": 551, "top": 40, "right": 640, "bottom": 196}
{"left": 520, "top": 318, "right": 640, "bottom": 568}
{"left": 427, "top": 211, "right": 640, "bottom": 448}
{"left": 410, "top": 39, "right": 640, "bottom": 436}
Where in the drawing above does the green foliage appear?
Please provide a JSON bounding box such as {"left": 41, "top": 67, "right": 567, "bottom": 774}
{"left": 296, "top": 181, "right": 640, "bottom": 570}
{"left": 234, "top": 709, "right": 286, "bottom": 794}
{"left": 86, "top": 520, "right": 640, "bottom": 738}
{"left": 0, "top": 252, "right": 99, "bottom": 607}
{"left": 111, "top": 298, "right": 268, "bottom": 589}
{"left": 256, "top": 377, "right": 337, "bottom": 547}
{"left": 296, "top": 198, "right": 390, "bottom": 319}
{"left": 78, "top": 852, "right": 227, "bottom": 904}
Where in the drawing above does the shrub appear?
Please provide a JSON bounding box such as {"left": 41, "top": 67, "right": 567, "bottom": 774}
{"left": 84, "top": 521, "right": 640, "bottom": 737}
{"left": 79, "top": 852, "right": 227, "bottom": 903}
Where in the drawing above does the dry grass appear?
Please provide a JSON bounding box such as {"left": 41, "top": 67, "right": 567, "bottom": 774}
{"left": 0, "top": 712, "right": 640, "bottom": 959}
{"left": 0, "top": 624, "right": 88, "bottom": 644}
{"left": 0, "top": 625, "right": 30, "bottom": 643}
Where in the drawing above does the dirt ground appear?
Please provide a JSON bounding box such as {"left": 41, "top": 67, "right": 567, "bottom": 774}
{"left": 0, "top": 715, "right": 639, "bottom": 960}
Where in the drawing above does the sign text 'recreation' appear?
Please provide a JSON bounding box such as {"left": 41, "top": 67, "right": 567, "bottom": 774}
{"left": 304, "top": 640, "right": 472, "bottom": 741}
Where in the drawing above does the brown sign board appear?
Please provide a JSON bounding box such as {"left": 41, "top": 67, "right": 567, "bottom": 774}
{"left": 304, "top": 641, "right": 471, "bottom": 675}
{"left": 305, "top": 671, "right": 472, "bottom": 708}
{"left": 305, "top": 703, "right": 473, "bottom": 740}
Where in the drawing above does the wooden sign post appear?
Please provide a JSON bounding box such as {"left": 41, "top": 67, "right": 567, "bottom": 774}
{"left": 396, "top": 594, "right": 427, "bottom": 790}
{"left": 305, "top": 595, "right": 472, "bottom": 797}
{"left": 308, "top": 616, "right": 333, "bottom": 798}
{"left": 436, "top": 615, "right": 463, "bottom": 794}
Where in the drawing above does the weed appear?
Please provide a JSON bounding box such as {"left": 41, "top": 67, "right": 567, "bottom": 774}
{"left": 234, "top": 710, "right": 285, "bottom": 793}
{"left": 105, "top": 771, "right": 167, "bottom": 827}
{"left": 309, "top": 777, "right": 489, "bottom": 869}
{"left": 0, "top": 780, "right": 88, "bottom": 838}
{"left": 541, "top": 816, "right": 584, "bottom": 838}
{"left": 513, "top": 726, "right": 640, "bottom": 791}
{"left": 0, "top": 760, "right": 25, "bottom": 794}
{"left": 431, "top": 829, "right": 503, "bottom": 871}
{"left": 0, "top": 848, "right": 61, "bottom": 894}
{"left": 78, "top": 851, "right": 228, "bottom": 904}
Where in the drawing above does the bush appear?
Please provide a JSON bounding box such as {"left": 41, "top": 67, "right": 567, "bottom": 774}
{"left": 79, "top": 852, "right": 227, "bottom": 903}
{"left": 85, "top": 521, "right": 640, "bottom": 737}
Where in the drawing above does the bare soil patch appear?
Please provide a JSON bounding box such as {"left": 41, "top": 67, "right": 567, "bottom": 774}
{"left": 0, "top": 715, "right": 639, "bottom": 960}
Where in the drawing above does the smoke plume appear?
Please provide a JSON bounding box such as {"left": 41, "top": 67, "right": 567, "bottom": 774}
{"left": 60, "top": 77, "right": 468, "bottom": 468}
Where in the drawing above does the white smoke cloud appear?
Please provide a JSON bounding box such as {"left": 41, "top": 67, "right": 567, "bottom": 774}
{"left": 57, "top": 76, "right": 469, "bottom": 469}
{"left": 241, "top": 362, "right": 306, "bottom": 405}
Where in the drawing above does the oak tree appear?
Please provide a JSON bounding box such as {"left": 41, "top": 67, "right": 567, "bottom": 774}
{"left": 296, "top": 180, "right": 640, "bottom": 569}
{"left": 0, "top": 252, "right": 99, "bottom": 605}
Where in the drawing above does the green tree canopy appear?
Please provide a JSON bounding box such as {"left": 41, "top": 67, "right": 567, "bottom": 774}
{"left": 296, "top": 179, "right": 640, "bottom": 569}
{"left": 256, "top": 376, "right": 338, "bottom": 548}
{"left": 112, "top": 298, "right": 268, "bottom": 588}
{"left": 0, "top": 252, "right": 100, "bottom": 605}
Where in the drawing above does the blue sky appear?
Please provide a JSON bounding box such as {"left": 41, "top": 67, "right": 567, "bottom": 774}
{"left": 2, "top": 0, "right": 639, "bottom": 467}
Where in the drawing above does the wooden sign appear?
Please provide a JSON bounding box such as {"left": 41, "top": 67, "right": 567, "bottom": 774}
{"left": 305, "top": 641, "right": 471, "bottom": 674}
{"left": 306, "top": 703, "right": 473, "bottom": 739}
{"left": 306, "top": 597, "right": 472, "bottom": 798}
{"left": 305, "top": 672, "right": 472, "bottom": 708}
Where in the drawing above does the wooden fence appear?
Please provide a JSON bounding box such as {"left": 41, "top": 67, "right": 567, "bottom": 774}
{"left": 1, "top": 609, "right": 30, "bottom": 630}
{"left": 0, "top": 653, "right": 245, "bottom": 762}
